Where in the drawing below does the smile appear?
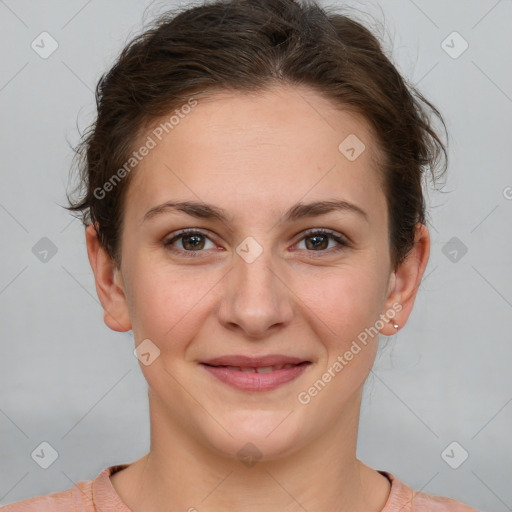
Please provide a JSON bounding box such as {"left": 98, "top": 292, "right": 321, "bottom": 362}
{"left": 200, "top": 361, "right": 311, "bottom": 391}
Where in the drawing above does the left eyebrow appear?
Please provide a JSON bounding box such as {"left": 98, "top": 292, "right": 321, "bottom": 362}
{"left": 284, "top": 199, "right": 369, "bottom": 224}
{"left": 142, "top": 199, "right": 369, "bottom": 224}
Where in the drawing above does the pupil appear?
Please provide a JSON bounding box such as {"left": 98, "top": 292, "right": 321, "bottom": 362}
{"left": 308, "top": 235, "right": 327, "bottom": 250}
{"left": 184, "top": 234, "right": 203, "bottom": 250}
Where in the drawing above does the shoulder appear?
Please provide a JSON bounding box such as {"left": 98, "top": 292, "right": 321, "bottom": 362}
{"left": 0, "top": 465, "right": 122, "bottom": 512}
{"left": 0, "top": 482, "right": 92, "bottom": 512}
{"left": 380, "top": 471, "right": 480, "bottom": 512}
{"left": 410, "top": 490, "right": 480, "bottom": 512}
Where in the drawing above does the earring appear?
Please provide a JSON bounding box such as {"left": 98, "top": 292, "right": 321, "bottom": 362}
{"left": 393, "top": 323, "right": 399, "bottom": 330}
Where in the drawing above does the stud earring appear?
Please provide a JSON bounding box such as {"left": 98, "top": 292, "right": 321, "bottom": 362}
{"left": 393, "top": 323, "right": 399, "bottom": 330}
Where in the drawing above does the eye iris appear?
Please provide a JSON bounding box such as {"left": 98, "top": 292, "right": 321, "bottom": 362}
{"left": 306, "top": 234, "right": 328, "bottom": 250}
{"left": 182, "top": 234, "right": 205, "bottom": 250}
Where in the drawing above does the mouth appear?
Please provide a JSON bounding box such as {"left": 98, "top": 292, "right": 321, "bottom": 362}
{"left": 201, "top": 362, "right": 309, "bottom": 373}
{"left": 199, "top": 356, "right": 312, "bottom": 391}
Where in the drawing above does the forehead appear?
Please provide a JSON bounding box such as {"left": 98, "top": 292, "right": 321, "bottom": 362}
{"left": 124, "top": 84, "right": 387, "bottom": 228}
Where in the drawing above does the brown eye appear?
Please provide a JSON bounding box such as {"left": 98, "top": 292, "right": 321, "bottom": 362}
{"left": 179, "top": 233, "right": 206, "bottom": 250}
{"left": 164, "top": 230, "right": 216, "bottom": 256}
{"left": 305, "top": 233, "right": 330, "bottom": 250}
{"left": 295, "top": 229, "right": 348, "bottom": 255}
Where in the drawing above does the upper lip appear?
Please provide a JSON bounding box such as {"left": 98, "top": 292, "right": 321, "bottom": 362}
{"left": 199, "top": 354, "right": 309, "bottom": 367}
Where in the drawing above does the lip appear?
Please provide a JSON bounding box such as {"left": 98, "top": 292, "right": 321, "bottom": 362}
{"left": 199, "top": 354, "right": 311, "bottom": 392}
{"left": 199, "top": 354, "right": 308, "bottom": 367}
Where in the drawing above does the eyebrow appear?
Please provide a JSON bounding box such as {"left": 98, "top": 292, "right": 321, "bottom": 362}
{"left": 142, "top": 199, "right": 368, "bottom": 225}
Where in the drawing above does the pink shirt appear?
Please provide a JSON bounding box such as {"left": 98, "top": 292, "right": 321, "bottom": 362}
{"left": 0, "top": 465, "right": 479, "bottom": 511}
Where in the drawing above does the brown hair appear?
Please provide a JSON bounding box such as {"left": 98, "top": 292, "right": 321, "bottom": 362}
{"left": 65, "top": 0, "right": 447, "bottom": 271}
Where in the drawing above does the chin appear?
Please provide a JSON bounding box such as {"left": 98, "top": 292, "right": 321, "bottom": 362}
{"left": 203, "top": 409, "right": 306, "bottom": 463}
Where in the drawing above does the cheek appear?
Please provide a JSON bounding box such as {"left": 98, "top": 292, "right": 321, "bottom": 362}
{"left": 125, "top": 244, "right": 389, "bottom": 355}
{"left": 292, "top": 274, "right": 385, "bottom": 430}
{"left": 300, "top": 264, "right": 386, "bottom": 331}
{"left": 294, "top": 262, "right": 388, "bottom": 380}
{"left": 125, "top": 258, "right": 219, "bottom": 346}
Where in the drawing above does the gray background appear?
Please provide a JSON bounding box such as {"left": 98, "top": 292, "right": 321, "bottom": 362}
{"left": 0, "top": 0, "right": 511, "bottom": 510}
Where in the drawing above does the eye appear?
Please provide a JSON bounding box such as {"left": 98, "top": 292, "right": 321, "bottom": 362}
{"left": 163, "top": 228, "right": 348, "bottom": 258}
{"left": 294, "top": 228, "right": 348, "bottom": 256}
{"left": 163, "top": 229, "right": 217, "bottom": 257}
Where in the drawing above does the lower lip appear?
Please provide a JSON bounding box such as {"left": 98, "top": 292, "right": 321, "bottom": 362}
{"left": 200, "top": 362, "right": 311, "bottom": 391}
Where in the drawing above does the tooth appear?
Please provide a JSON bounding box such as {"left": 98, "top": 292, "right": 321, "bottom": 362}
{"left": 221, "top": 364, "right": 298, "bottom": 373}
{"left": 255, "top": 366, "right": 274, "bottom": 373}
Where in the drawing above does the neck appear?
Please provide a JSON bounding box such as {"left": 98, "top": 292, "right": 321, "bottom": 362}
{"left": 110, "top": 390, "right": 390, "bottom": 512}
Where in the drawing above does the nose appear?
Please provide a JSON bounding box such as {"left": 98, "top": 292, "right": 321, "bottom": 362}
{"left": 216, "top": 244, "right": 294, "bottom": 339}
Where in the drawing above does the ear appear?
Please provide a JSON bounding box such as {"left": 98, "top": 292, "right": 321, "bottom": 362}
{"left": 379, "top": 223, "right": 430, "bottom": 336}
{"left": 85, "top": 223, "right": 132, "bottom": 332}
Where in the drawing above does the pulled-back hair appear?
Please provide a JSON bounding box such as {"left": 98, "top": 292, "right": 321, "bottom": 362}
{"left": 66, "top": 0, "right": 447, "bottom": 270}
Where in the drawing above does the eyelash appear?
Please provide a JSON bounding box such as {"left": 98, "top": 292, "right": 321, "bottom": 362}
{"left": 163, "top": 228, "right": 349, "bottom": 258}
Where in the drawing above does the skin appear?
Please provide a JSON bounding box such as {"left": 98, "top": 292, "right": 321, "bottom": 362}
{"left": 86, "top": 83, "right": 429, "bottom": 512}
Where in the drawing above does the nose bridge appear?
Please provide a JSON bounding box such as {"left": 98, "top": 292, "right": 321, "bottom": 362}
{"left": 235, "top": 242, "right": 278, "bottom": 299}
{"left": 218, "top": 235, "right": 293, "bottom": 336}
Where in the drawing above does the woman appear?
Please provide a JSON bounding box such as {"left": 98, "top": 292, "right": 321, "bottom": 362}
{"left": 2, "top": 0, "right": 479, "bottom": 510}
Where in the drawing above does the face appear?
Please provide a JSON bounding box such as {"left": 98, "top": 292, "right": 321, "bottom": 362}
{"left": 89, "top": 84, "right": 427, "bottom": 462}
